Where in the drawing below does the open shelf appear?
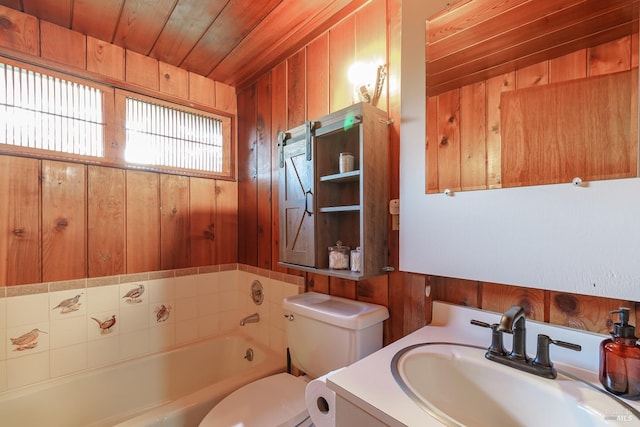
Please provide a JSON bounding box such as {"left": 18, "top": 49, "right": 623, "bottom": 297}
{"left": 320, "top": 170, "right": 360, "bottom": 183}
{"left": 279, "top": 262, "right": 376, "bottom": 280}
{"left": 318, "top": 205, "right": 360, "bottom": 213}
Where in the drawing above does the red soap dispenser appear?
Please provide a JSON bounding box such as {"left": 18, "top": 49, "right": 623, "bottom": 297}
{"left": 599, "top": 307, "right": 640, "bottom": 399}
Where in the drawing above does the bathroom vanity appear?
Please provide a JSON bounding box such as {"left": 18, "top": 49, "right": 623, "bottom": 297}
{"left": 328, "top": 302, "right": 640, "bottom": 426}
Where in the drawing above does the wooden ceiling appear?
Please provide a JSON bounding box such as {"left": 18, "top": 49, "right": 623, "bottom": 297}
{"left": 425, "top": 0, "right": 639, "bottom": 96}
{"left": 0, "top": 0, "right": 369, "bottom": 88}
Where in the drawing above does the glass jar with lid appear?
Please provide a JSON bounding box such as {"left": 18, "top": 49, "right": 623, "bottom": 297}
{"left": 328, "top": 241, "right": 350, "bottom": 269}
{"left": 350, "top": 246, "right": 362, "bottom": 272}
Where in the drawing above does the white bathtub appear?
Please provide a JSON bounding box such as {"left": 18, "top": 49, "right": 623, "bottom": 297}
{"left": 0, "top": 334, "right": 285, "bottom": 427}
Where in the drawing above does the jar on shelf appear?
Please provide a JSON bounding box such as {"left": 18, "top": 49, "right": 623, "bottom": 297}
{"left": 328, "top": 241, "right": 350, "bottom": 269}
{"left": 350, "top": 246, "right": 361, "bottom": 273}
{"left": 339, "top": 152, "right": 355, "bottom": 173}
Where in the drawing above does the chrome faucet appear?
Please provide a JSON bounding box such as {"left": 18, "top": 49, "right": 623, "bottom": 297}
{"left": 240, "top": 312, "right": 260, "bottom": 326}
{"left": 472, "top": 305, "right": 581, "bottom": 379}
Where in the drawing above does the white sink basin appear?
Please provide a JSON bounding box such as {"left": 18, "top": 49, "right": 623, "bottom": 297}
{"left": 392, "top": 343, "right": 640, "bottom": 427}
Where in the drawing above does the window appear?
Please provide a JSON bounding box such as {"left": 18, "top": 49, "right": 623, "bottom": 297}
{"left": 124, "top": 96, "right": 225, "bottom": 174}
{"left": 0, "top": 61, "right": 105, "bottom": 158}
{"left": 0, "top": 59, "right": 233, "bottom": 179}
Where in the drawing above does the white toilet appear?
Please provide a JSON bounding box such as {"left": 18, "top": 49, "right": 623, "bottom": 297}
{"left": 199, "top": 291, "right": 389, "bottom": 427}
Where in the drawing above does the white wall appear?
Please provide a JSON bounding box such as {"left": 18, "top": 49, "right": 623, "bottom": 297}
{"left": 399, "top": 0, "right": 640, "bottom": 301}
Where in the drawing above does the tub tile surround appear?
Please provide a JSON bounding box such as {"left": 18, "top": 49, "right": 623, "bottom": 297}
{"left": 0, "top": 264, "right": 303, "bottom": 393}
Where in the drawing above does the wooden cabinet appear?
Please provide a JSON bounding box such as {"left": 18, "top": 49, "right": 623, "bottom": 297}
{"left": 278, "top": 102, "right": 389, "bottom": 279}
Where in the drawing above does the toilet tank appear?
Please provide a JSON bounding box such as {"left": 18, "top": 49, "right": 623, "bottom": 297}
{"left": 282, "top": 292, "right": 389, "bottom": 378}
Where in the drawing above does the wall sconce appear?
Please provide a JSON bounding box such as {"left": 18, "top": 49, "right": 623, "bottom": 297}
{"left": 348, "top": 62, "right": 387, "bottom": 107}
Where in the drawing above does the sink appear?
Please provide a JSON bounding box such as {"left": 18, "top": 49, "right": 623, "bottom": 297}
{"left": 391, "top": 342, "right": 640, "bottom": 427}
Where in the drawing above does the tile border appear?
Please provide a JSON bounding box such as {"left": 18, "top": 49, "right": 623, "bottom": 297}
{"left": 2, "top": 264, "right": 305, "bottom": 297}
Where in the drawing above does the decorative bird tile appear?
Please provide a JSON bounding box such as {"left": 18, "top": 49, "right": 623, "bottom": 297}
{"left": 122, "top": 284, "right": 145, "bottom": 304}
{"left": 154, "top": 304, "right": 172, "bottom": 323}
{"left": 91, "top": 315, "right": 117, "bottom": 335}
{"left": 10, "top": 328, "right": 47, "bottom": 351}
{"left": 52, "top": 293, "right": 83, "bottom": 314}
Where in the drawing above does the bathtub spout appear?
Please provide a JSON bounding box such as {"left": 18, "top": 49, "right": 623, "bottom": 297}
{"left": 240, "top": 313, "right": 260, "bottom": 326}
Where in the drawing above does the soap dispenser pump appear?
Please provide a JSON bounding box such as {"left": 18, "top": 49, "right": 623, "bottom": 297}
{"left": 599, "top": 307, "right": 640, "bottom": 399}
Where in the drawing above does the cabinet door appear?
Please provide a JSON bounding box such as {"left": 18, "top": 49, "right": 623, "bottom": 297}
{"left": 279, "top": 130, "right": 315, "bottom": 267}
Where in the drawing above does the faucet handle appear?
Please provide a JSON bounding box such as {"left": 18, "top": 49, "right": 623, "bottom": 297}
{"left": 471, "top": 319, "right": 506, "bottom": 356}
{"left": 470, "top": 319, "right": 491, "bottom": 328}
{"left": 552, "top": 339, "right": 582, "bottom": 352}
{"left": 533, "top": 334, "right": 582, "bottom": 377}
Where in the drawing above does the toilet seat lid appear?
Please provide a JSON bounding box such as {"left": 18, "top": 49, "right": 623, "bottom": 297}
{"left": 199, "top": 373, "right": 309, "bottom": 427}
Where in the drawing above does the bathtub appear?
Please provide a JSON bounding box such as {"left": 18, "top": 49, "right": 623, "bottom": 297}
{"left": 0, "top": 334, "right": 285, "bottom": 427}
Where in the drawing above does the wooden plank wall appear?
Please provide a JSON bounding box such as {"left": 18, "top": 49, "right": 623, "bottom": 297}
{"left": 426, "top": 34, "right": 639, "bottom": 193}
{"left": 236, "top": 0, "right": 640, "bottom": 344}
{"left": 0, "top": 6, "right": 239, "bottom": 285}
{"left": 237, "top": 0, "right": 402, "bottom": 344}
{"left": 430, "top": 277, "right": 639, "bottom": 335}
{"left": 1, "top": 156, "right": 239, "bottom": 284}
{"left": 2, "top": 3, "right": 638, "bottom": 345}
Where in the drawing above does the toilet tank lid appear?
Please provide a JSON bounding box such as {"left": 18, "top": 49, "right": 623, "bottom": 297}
{"left": 283, "top": 292, "right": 389, "bottom": 330}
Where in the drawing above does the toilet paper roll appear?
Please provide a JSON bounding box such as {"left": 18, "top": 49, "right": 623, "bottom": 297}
{"left": 305, "top": 368, "right": 345, "bottom": 427}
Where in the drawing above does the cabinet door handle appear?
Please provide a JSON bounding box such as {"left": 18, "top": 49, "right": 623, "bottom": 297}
{"left": 304, "top": 189, "right": 313, "bottom": 216}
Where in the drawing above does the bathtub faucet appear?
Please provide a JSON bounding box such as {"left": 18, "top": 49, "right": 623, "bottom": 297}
{"left": 240, "top": 313, "right": 260, "bottom": 326}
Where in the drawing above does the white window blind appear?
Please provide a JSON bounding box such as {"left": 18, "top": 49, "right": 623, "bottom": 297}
{"left": 0, "top": 62, "right": 104, "bottom": 157}
{"left": 125, "top": 97, "right": 224, "bottom": 173}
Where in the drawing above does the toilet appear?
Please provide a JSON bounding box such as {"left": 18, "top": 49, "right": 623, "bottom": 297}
{"left": 199, "top": 291, "right": 389, "bottom": 427}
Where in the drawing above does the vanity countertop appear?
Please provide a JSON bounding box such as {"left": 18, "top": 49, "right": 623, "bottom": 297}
{"left": 327, "top": 302, "right": 640, "bottom": 426}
